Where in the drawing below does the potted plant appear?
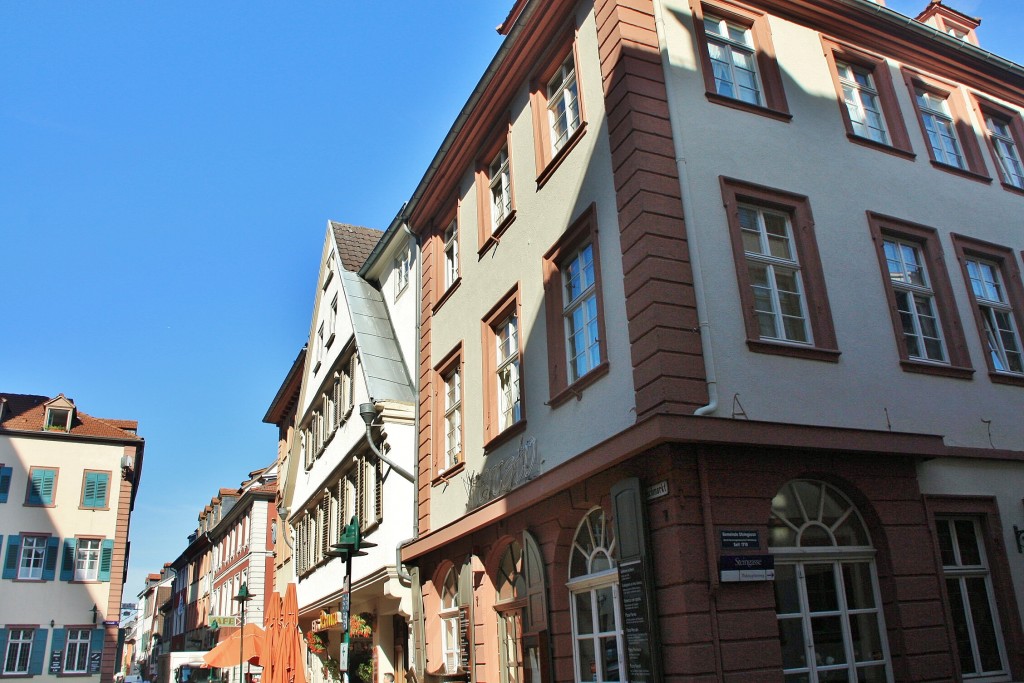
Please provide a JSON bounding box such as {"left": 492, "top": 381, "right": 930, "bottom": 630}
{"left": 304, "top": 630, "right": 327, "bottom": 656}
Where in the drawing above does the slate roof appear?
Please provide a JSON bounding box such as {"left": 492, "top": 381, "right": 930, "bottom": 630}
{"left": 330, "top": 222, "right": 382, "bottom": 271}
{"left": 0, "top": 392, "right": 141, "bottom": 441}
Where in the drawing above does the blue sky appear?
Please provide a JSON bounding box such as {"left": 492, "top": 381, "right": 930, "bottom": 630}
{"left": 2, "top": 1, "right": 1021, "bottom": 603}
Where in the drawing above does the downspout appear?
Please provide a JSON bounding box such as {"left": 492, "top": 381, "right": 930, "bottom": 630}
{"left": 651, "top": 0, "right": 718, "bottom": 417}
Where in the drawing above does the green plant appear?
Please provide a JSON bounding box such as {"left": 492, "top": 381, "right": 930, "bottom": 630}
{"left": 356, "top": 661, "right": 373, "bottom": 683}
{"left": 322, "top": 657, "right": 343, "bottom": 682}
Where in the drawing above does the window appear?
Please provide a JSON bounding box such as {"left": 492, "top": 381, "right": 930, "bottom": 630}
{"left": 868, "top": 213, "right": 971, "bottom": 377}
{"left": 476, "top": 124, "right": 515, "bottom": 252}
{"left": 770, "top": 480, "right": 892, "bottom": 682}
{"left": 81, "top": 471, "right": 110, "bottom": 509}
{"left": 904, "top": 72, "right": 988, "bottom": 178}
{"left": 482, "top": 288, "right": 524, "bottom": 446}
{"left": 443, "top": 217, "right": 460, "bottom": 291}
{"left": 64, "top": 629, "right": 91, "bottom": 673}
{"left": 495, "top": 542, "right": 527, "bottom": 683}
{"left": 434, "top": 345, "right": 463, "bottom": 475}
{"left": 721, "top": 178, "right": 838, "bottom": 361}
{"left": 935, "top": 517, "right": 1010, "bottom": 678}
{"left": 691, "top": 0, "right": 788, "bottom": 118}
{"left": 19, "top": 535, "right": 47, "bottom": 580}
{"left": 327, "top": 295, "right": 338, "bottom": 347}
{"left": 530, "top": 33, "right": 586, "bottom": 181}
{"left": 45, "top": 408, "right": 71, "bottom": 431}
{"left": 3, "top": 629, "right": 33, "bottom": 675}
{"left": 0, "top": 465, "right": 11, "bottom": 504}
{"left": 973, "top": 97, "right": 1024, "bottom": 191}
{"left": 543, "top": 206, "right": 608, "bottom": 404}
{"left": 951, "top": 235, "right": 1024, "bottom": 383}
{"left": 820, "top": 39, "right": 913, "bottom": 156}
{"left": 439, "top": 567, "right": 460, "bottom": 674}
{"left": 314, "top": 324, "right": 324, "bottom": 373}
{"left": 567, "top": 508, "right": 624, "bottom": 683}
{"left": 25, "top": 466, "right": 57, "bottom": 506}
{"left": 75, "top": 538, "right": 101, "bottom": 581}
{"left": 497, "top": 315, "right": 521, "bottom": 430}
{"left": 395, "top": 243, "right": 413, "bottom": 298}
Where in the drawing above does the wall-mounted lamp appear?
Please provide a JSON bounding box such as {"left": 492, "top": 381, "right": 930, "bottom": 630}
{"left": 91, "top": 604, "right": 99, "bottom": 625}
{"left": 1014, "top": 525, "right": 1024, "bottom": 554}
{"left": 121, "top": 455, "right": 135, "bottom": 481}
{"left": 50, "top": 620, "right": 55, "bottom": 628}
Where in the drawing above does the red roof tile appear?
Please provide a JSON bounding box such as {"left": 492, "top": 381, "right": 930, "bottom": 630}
{"left": 0, "top": 392, "right": 141, "bottom": 441}
{"left": 330, "top": 221, "right": 382, "bottom": 271}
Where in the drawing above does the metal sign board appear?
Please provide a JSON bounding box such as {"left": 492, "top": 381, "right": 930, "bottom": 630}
{"left": 338, "top": 644, "right": 349, "bottom": 670}
{"left": 720, "top": 530, "right": 759, "bottom": 549}
{"left": 645, "top": 481, "right": 669, "bottom": 501}
{"left": 719, "top": 554, "right": 775, "bottom": 582}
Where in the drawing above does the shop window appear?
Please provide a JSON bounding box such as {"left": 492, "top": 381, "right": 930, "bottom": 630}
{"left": 567, "top": 508, "right": 624, "bottom": 683}
{"left": 769, "top": 480, "right": 892, "bottom": 682}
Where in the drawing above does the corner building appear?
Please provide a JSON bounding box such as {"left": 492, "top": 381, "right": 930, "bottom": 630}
{"left": 398, "top": 1, "right": 1024, "bottom": 682}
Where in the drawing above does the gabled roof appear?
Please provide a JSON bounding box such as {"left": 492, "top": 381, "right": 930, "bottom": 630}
{"left": 330, "top": 222, "right": 382, "bottom": 271}
{"left": 340, "top": 270, "right": 416, "bottom": 405}
{"left": 0, "top": 392, "right": 141, "bottom": 441}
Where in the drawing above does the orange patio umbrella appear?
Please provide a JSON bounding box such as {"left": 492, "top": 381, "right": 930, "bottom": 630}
{"left": 281, "top": 583, "right": 307, "bottom": 683}
{"left": 262, "top": 591, "right": 283, "bottom": 683}
{"left": 202, "top": 622, "right": 266, "bottom": 669}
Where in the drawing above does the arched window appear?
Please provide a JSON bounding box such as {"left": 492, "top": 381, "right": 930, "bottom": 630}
{"left": 440, "top": 567, "right": 460, "bottom": 674}
{"left": 567, "top": 508, "right": 624, "bottom": 683}
{"left": 769, "top": 480, "right": 893, "bottom": 683}
{"left": 496, "top": 542, "right": 526, "bottom": 683}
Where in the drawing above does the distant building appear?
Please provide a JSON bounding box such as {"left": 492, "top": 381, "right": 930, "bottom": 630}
{"left": 0, "top": 393, "right": 144, "bottom": 683}
{"left": 134, "top": 569, "right": 172, "bottom": 681}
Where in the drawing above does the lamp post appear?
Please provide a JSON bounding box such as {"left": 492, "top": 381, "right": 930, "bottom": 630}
{"left": 326, "top": 517, "right": 375, "bottom": 683}
{"left": 234, "top": 584, "right": 252, "bottom": 683}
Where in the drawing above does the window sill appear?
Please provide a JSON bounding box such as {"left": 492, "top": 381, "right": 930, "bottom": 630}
{"left": 23, "top": 502, "right": 55, "bottom": 508}
{"left": 536, "top": 122, "right": 587, "bottom": 190}
{"left": 483, "top": 419, "right": 528, "bottom": 453}
{"left": 746, "top": 340, "right": 841, "bottom": 363}
{"left": 899, "top": 359, "right": 974, "bottom": 379}
{"left": 928, "top": 160, "right": 992, "bottom": 184}
{"left": 79, "top": 505, "right": 110, "bottom": 511}
{"left": 432, "top": 461, "right": 465, "bottom": 487}
{"left": 432, "top": 278, "right": 462, "bottom": 314}
{"left": 845, "top": 133, "right": 915, "bottom": 160}
{"left": 989, "top": 371, "right": 1024, "bottom": 387}
{"left": 325, "top": 332, "right": 336, "bottom": 349}
{"left": 313, "top": 360, "right": 322, "bottom": 375}
{"left": 477, "top": 211, "right": 517, "bottom": 258}
{"left": 547, "top": 361, "right": 610, "bottom": 407}
{"left": 705, "top": 92, "right": 792, "bottom": 122}
{"left": 999, "top": 181, "right": 1024, "bottom": 197}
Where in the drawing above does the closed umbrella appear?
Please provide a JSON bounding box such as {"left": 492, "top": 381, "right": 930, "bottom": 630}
{"left": 202, "top": 623, "right": 265, "bottom": 669}
{"left": 262, "top": 592, "right": 282, "bottom": 683}
{"left": 281, "top": 583, "right": 307, "bottom": 683}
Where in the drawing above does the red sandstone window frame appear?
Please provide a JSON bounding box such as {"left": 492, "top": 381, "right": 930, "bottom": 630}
{"left": 949, "top": 234, "right": 1024, "bottom": 386}
{"left": 720, "top": 177, "right": 839, "bottom": 362}
{"left": 902, "top": 69, "right": 990, "bottom": 181}
{"left": 529, "top": 26, "right": 587, "bottom": 188}
{"left": 542, "top": 204, "right": 609, "bottom": 405}
{"left": 481, "top": 285, "right": 526, "bottom": 450}
{"left": 432, "top": 343, "right": 465, "bottom": 482}
{"left": 819, "top": 36, "right": 914, "bottom": 158}
{"left": 970, "top": 94, "right": 1024, "bottom": 195}
{"left": 866, "top": 212, "right": 973, "bottom": 378}
{"left": 689, "top": 0, "right": 790, "bottom": 121}
{"left": 476, "top": 121, "right": 516, "bottom": 256}
{"left": 432, "top": 200, "right": 462, "bottom": 313}
{"left": 924, "top": 495, "right": 1024, "bottom": 679}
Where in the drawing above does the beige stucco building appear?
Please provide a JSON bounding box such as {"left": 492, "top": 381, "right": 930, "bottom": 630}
{"left": 1, "top": 393, "right": 144, "bottom": 683}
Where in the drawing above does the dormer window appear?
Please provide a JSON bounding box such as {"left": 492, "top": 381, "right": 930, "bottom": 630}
{"left": 915, "top": 1, "right": 981, "bottom": 46}
{"left": 43, "top": 395, "right": 75, "bottom": 432}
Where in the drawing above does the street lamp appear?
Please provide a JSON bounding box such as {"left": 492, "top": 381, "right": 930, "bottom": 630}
{"left": 325, "top": 517, "right": 376, "bottom": 681}
{"left": 234, "top": 583, "right": 252, "bottom": 683}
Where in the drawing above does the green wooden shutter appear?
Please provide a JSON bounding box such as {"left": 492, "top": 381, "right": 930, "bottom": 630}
{"left": 0, "top": 466, "right": 12, "bottom": 503}
{"left": 83, "top": 472, "right": 109, "bottom": 508}
{"left": 90, "top": 628, "right": 105, "bottom": 658}
{"left": 61, "top": 539, "right": 77, "bottom": 581}
{"left": 50, "top": 628, "right": 66, "bottom": 673}
{"left": 29, "top": 469, "right": 55, "bottom": 505}
{"left": 3, "top": 535, "right": 20, "bottom": 579}
{"left": 522, "top": 530, "right": 548, "bottom": 633}
{"left": 42, "top": 537, "right": 60, "bottom": 581}
{"left": 98, "top": 539, "right": 114, "bottom": 582}
{"left": 0, "top": 630, "right": 7, "bottom": 664}
{"left": 28, "top": 628, "right": 48, "bottom": 675}
{"left": 94, "top": 472, "right": 109, "bottom": 508}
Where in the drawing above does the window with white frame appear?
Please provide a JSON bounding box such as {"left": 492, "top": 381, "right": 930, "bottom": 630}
{"left": 45, "top": 407, "right": 71, "bottom": 431}
{"left": 440, "top": 568, "right": 461, "bottom": 674}
{"left": 489, "top": 146, "right": 512, "bottom": 229}
{"left": 936, "top": 517, "right": 1009, "bottom": 679}
{"left": 443, "top": 367, "right": 462, "bottom": 470}
{"left": 443, "top": 217, "right": 459, "bottom": 290}
{"left": 568, "top": 508, "right": 624, "bottom": 683}
{"left": 964, "top": 257, "right": 1023, "bottom": 374}
{"left": 915, "top": 88, "right": 966, "bottom": 169}
{"left": 739, "top": 204, "right": 811, "bottom": 344}
{"left": 837, "top": 61, "right": 888, "bottom": 144}
{"left": 76, "top": 538, "right": 101, "bottom": 581}
{"left": 19, "top": 535, "right": 47, "bottom": 580}
{"left": 703, "top": 15, "right": 761, "bottom": 105}
{"left": 496, "top": 313, "right": 521, "bottom": 431}
{"left": 395, "top": 244, "right": 413, "bottom": 297}
{"left": 495, "top": 542, "right": 527, "bottom": 683}
{"left": 985, "top": 113, "right": 1024, "bottom": 189}
{"left": 64, "top": 628, "right": 91, "bottom": 673}
{"left": 562, "top": 242, "right": 601, "bottom": 382}
{"left": 327, "top": 295, "right": 338, "bottom": 347}
{"left": 883, "top": 238, "right": 947, "bottom": 362}
{"left": 3, "top": 629, "right": 33, "bottom": 675}
{"left": 770, "top": 480, "right": 892, "bottom": 683}
{"left": 315, "top": 324, "right": 324, "bottom": 371}
{"left": 547, "top": 53, "right": 581, "bottom": 154}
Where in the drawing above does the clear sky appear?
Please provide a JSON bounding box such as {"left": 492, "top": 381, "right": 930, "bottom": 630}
{"left": 2, "top": 0, "right": 1021, "bottom": 605}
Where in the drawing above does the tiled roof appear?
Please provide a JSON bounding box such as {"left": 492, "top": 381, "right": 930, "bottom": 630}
{"left": 0, "top": 392, "right": 141, "bottom": 441}
{"left": 330, "top": 221, "right": 382, "bottom": 271}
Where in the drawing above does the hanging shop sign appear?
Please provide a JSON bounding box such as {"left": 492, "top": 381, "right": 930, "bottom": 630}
{"left": 312, "top": 609, "right": 343, "bottom": 632}
{"left": 719, "top": 554, "right": 775, "bottom": 582}
{"left": 209, "top": 615, "right": 239, "bottom": 629}
{"left": 720, "top": 530, "right": 760, "bottom": 550}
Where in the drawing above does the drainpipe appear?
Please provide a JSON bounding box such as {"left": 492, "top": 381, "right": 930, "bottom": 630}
{"left": 652, "top": 0, "right": 718, "bottom": 416}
